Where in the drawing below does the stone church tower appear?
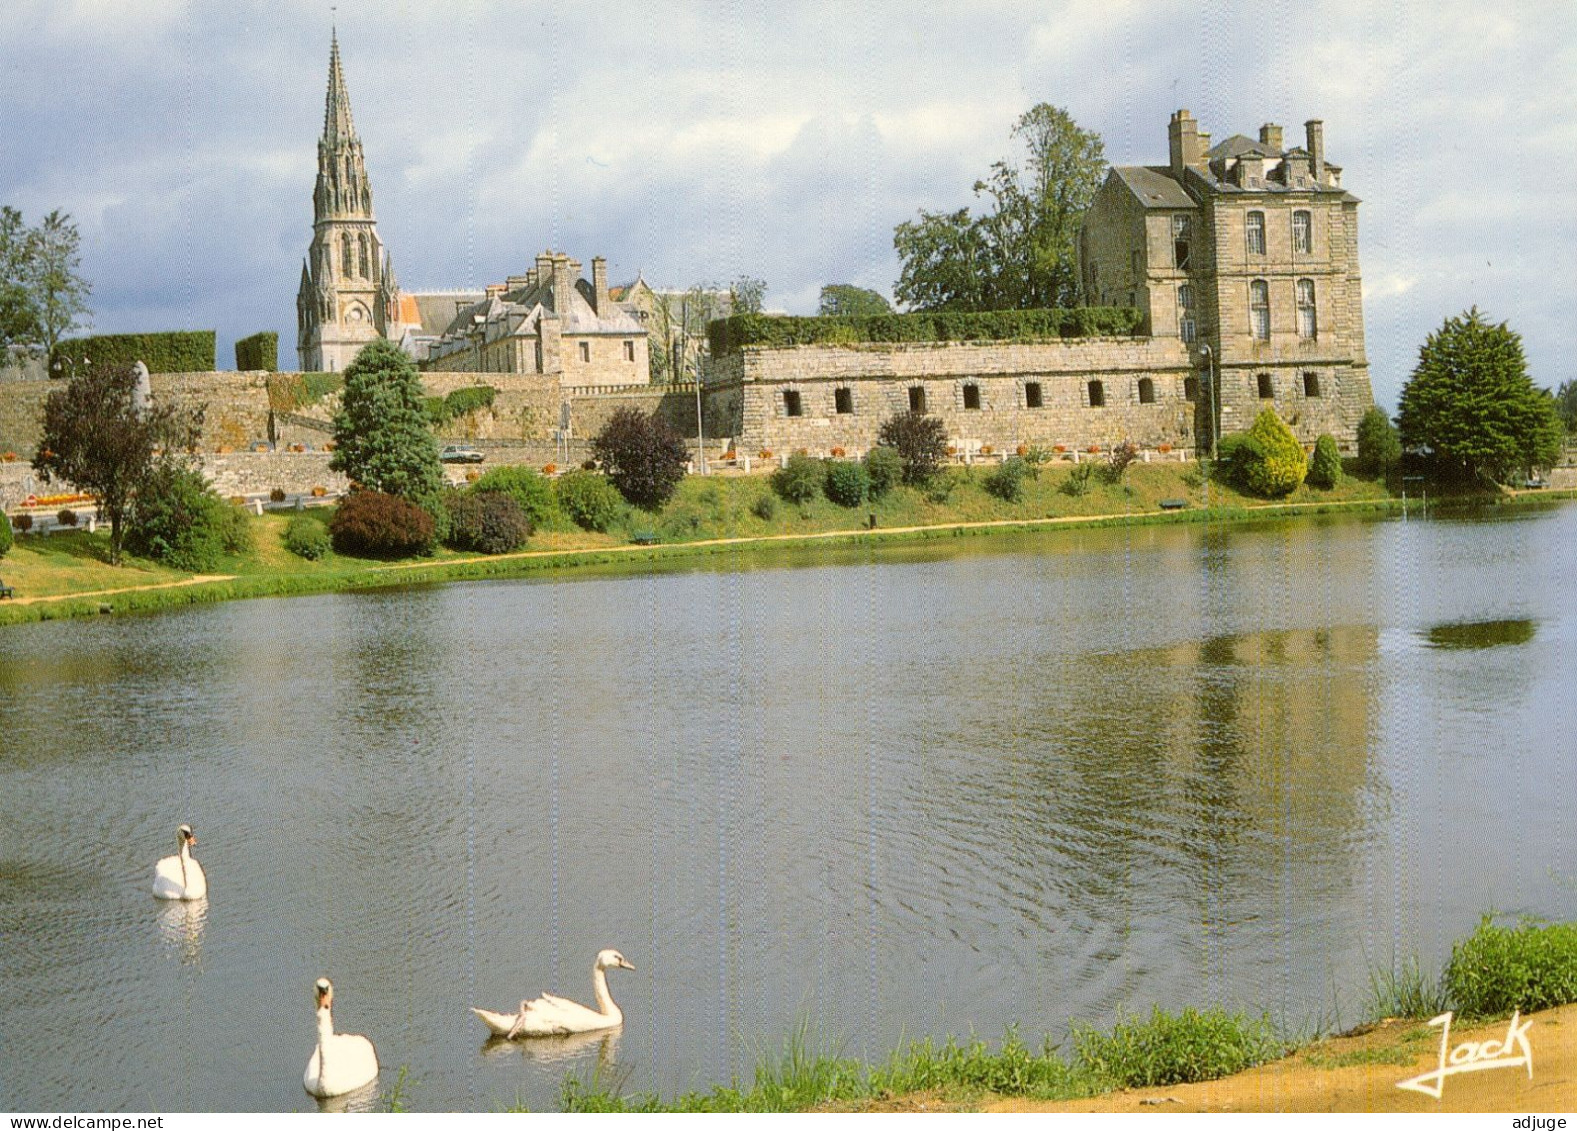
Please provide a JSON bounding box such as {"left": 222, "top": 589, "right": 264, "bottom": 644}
{"left": 296, "top": 32, "right": 399, "bottom": 372}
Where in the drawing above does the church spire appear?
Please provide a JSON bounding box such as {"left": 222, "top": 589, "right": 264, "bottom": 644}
{"left": 323, "top": 29, "right": 357, "bottom": 142}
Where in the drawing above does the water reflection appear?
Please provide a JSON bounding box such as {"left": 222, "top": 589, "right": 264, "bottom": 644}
{"left": 313, "top": 1080, "right": 380, "bottom": 1114}
{"left": 1425, "top": 618, "right": 1537, "bottom": 650}
{"left": 156, "top": 898, "right": 208, "bottom": 966}
{"left": 480, "top": 1027, "right": 621, "bottom": 1069}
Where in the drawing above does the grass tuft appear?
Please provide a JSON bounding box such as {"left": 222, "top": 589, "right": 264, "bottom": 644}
{"left": 1070, "top": 1006, "right": 1286, "bottom": 1089}
{"left": 1443, "top": 914, "right": 1577, "bottom": 1020}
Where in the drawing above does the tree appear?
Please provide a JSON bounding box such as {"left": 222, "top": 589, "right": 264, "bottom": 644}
{"left": 894, "top": 104, "right": 1106, "bottom": 311}
{"left": 30, "top": 211, "right": 92, "bottom": 356}
{"left": 0, "top": 207, "right": 41, "bottom": 352}
{"left": 1397, "top": 308, "right": 1565, "bottom": 483}
{"left": 33, "top": 364, "right": 203, "bottom": 564}
{"left": 330, "top": 340, "right": 446, "bottom": 517}
{"left": 1555, "top": 379, "right": 1577, "bottom": 435}
{"left": 590, "top": 407, "right": 689, "bottom": 509}
{"left": 1307, "top": 434, "right": 1342, "bottom": 489}
{"left": 818, "top": 284, "right": 892, "bottom": 318}
{"left": 125, "top": 463, "right": 245, "bottom": 572}
{"left": 1355, "top": 406, "right": 1401, "bottom": 478}
{"left": 877, "top": 411, "right": 949, "bottom": 485}
{"left": 649, "top": 284, "right": 725, "bottom": 384}
{"left": 728, "top": 276, "right": 767, "bottom": 315}
{"left": 1234, "top": 409, "right": 1306, "bottom": 497}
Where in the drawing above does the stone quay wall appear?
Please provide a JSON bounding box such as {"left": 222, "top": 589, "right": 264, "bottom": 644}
{"left": 707, "top": 338, "right": 1200, "bottom": 456}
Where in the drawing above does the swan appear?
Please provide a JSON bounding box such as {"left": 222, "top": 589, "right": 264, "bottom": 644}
{"left": 472, "top": 949, "right": 635, "bottom": 1038}
{"left": 304, "top": 978, "right": 379, "bottom": 1098}
{"left": 152, "top": 825, "right": 207, "bottom": 900}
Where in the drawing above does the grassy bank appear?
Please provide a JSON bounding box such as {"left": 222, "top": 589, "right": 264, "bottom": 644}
{"left": 539, "top": 915, "right": 1577, "bottom": 1113}
{"left": 2, "top": 462, "right": 1569, "bottom": 627}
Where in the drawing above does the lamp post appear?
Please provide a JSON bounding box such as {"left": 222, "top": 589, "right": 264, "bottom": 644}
{"left": 1198, "top": 343, "right": 1219, "bottom": 461}
{"left": 683, "top": 295, "right": 706, "bottom": 475}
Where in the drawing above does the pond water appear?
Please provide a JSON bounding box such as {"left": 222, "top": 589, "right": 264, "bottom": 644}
{"left": 2, "top": 503, "right": 1574, "bottom": 1111}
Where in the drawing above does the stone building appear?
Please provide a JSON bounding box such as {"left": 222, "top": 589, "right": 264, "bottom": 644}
{"left": 294, "top": 35, "right": 648, "bottom": 387}
{"left": 295, "top": 32, "right": 400, "bottom": 372}
{"left": 1080, "top": 109, "right": 1372, "bottom": 449}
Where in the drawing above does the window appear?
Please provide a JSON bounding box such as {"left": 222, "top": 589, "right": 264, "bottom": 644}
{"left": 1257, "top": 372, "right": 1275, "bottom": 399}
{"left": 358, "top": 233, "right": 370, "bottom": 279}
{"left": 1178, "top": 283, "right": 1196, "bottom": 343}
{"left": 834, "top": 387, "right": 853, "bottom": 414}
{"left": 535, "top": 341, "right": 543, "bottom": 371}
{"left": 1138, "top": 377, "right": 1156, "bottom": 404}
{"left": 1292, "top": 211, "right": 1312, "bottom": 254}
{"left": 1246, "top": 211, "right": 1266, "bottom": 255}
{"left": 1296, "top": 279, "right": 1317, "bottom": 339}
{"left": 1024, "top": 382, "right": 1043, "bottom": 408}
{"left": 1172, "top": 215, "right": 1192, "bottom": 268}
{"left": 1087, "top": 380, "right": 1105, "bottom": 408}
{"left": 342, "top": 236, "right": 354, "bottom": 278}
{"left": 1250, "top": 279, "right": 1270, "bottom": 341}
{"left": 1184, "top": 376, "right": 1200, "bottom": 401}
{"left": 578, "top": 341, "right": 590, "bottom": 363}
{"left": 783, "top": 390, "right": 803, "bottom": 417}
{"left": 624, "top": 340, "right": 635, "bottom": 362}
{"left": 908, "top": 386, "right": 926, "bottom": 413}
{"left": 1303, "top": 371, "right": 1322, "bottom": 397}
{"left": 962, "top": 383, "right": 981, "bottom": 410}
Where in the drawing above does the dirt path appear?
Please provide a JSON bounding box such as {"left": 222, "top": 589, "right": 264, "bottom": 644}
{"left": 987, "top": 1004, "right": 1577, "bottom": 1114}
{"left": 6, "top": 574, "right": 235, "bottom": 605}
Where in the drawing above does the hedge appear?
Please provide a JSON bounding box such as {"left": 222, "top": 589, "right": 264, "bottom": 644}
{"left": 426, "top": 385, "right": 498, "bottom": 426}
{"left": 707, "top": 307, "right": 1143, "bottom": 357}
{"left": 50, "top": 331, "right": 216, "bottom": 377}
{"left": 235, "top": 331, "right": 279, "bottom": 372}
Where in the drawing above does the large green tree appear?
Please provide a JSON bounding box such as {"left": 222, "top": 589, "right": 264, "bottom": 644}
{"left": 1556, "top": 378, "right": 1577, "bottom": 435}
{"left": 894, "top": 104, "right": 1106, "bottom": 311}
{"left": 34, "top": 364, "right": 204, "bottom": 564}
{"left": 0, "top": 207, "right": 40, "bottom": 351}
{"left": 818, "top": 284, "right": 892, "bottom": 318}
{"left": 31, "top": 211, "right": 92, "bottom": 356}
{"left": 1397, "top": 308, "right": 1565, "bottom": 483}
{"left": 330, "top": 340, "right": 445, "bottom": 514}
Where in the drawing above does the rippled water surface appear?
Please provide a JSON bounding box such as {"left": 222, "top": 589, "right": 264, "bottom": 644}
{"left": 2, "top": 504, "right": 1574, "bottom": 1111}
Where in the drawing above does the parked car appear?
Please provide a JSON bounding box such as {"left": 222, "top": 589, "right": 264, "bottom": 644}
{"left": 440, "top": 445, "right": 485, "bottom": 464}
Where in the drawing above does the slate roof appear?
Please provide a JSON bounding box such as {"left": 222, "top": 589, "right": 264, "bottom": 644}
{"left": 1111, "top": 166, "right": 1196, "bottom": 209}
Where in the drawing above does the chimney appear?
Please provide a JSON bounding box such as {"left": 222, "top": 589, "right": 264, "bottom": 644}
{"left": 591, "top": 256, "right": 609, "bottom": 316}
{"left": 1168, "top": 109, "right": 1200, "bottom": 178}
{"left": 536, "top": 251, "right": 555, "bottom": 288}
{"left": 1306, "top": 119, "right": 1325, "bottom": 182}
{"left": 1258, "top": 123, "right": 1283, "bottom": 152}
{"left": 485, "top": 283, "right": 506, "bottom": 300}
{"left": 550, "top": 255, "right": 575, "bottom": 313}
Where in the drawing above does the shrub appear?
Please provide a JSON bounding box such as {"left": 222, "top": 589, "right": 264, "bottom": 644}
{"left": 1307, "top": 433, "right": 1343, "bottom": 489}
{"left": 125, "top": 463, "right": 230, "bottom": 571}
{"left": 329, "top": 489, "right": 436, "bottom": 558}
{"left": 1102, "top": 439, "right": 1140, "bottom": 483}
{"left": 1444, "top": 915, "right": 1577, "bottom": 1019}
{"left": 13, "top": 513, "right": 32, "bottom": 533}
{"left": 445, "top": 490, "right": 532, "bottom": 554}
{"left": 0, "top": 511, "right": 11, "bottom": 558}
{"left": 772, "top": 454, "right": 825, "bottom": 504}
{"left": 1071, "top": 1007, "right": 1284, "bottom": 1089}
{"left": 824, "top": 460, "right": 870, "bottom": 507}
{"left": 1356, "top": 405, "right": 1401, "bottom": 477}
{"left": 922, "top": 468, "right": 959, "bottom": 504}
{"left": 471, "top": 465, "right": 561, "bottom": 530}
{"left": 56, "top": 507, "right": 78, "bottom": 526}
{"left": 234, "top": 331, "right": 279, "bottom": 372}
{"left": 217, "top": 504, "right": 252, "bottom": 555}
{"left": 269, "top": 487, "right": 287, "bottom": 503}
{"left": 863, "top": 446, "right": 904, "bottom": 499}
{"left": 425, "top": 384, "right": 498, "bottom": 426}
{"left": 984, "top": 456, "right": 1032, "bottom": 502}
{"left": 283, "top": 514, "right": 331, "bottom": 560}
{"left": 877, "top": 411, "right": 949, "bottom": 485}
{"left": 1240, "top": 409, "right": 1308, "bottom": 496}
{"left": 1214, "top": 431, "right": 1265, "bottom": 489}
{"left": 591, "top": 408, "right": 689, "bottom": 509}
{"left": 750, "top": 492, "right": 777, "bottom": 521}
{"left": 1060, "top": 462, "right": 1095, "bottom": 496}
{"left": 555, "top": 470, "right": 624, "bottom": 532}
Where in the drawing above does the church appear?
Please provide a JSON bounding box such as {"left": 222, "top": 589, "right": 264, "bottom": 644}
{"left": 295, "top": 34, "right": 649, "bottom": 386}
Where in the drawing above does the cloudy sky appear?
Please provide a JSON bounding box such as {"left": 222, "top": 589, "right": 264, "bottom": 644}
{"left": 3, "top": 0, "right": 1572, "bottom": 409}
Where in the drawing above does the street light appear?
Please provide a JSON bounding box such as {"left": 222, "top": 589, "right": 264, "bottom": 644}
{"left": 1198, "top": 342, "right": 1219, "bottom": 461}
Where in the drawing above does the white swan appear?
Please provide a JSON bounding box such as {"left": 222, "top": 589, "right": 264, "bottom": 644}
{"left": 152, "top": 825, "right": 207, "bottom": 900}
{"left": 472, "top": 949, "right": 635, "bottom": 1038}
{"left": 304, "top": 978, "right": 379, "bottom": 1098}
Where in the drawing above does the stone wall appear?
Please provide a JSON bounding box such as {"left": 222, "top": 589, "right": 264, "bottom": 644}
{"left": 707, "top": 339, "right": 1198, "bottom": 455}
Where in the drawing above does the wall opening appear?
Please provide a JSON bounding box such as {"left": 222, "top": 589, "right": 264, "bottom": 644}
{"left": 908, "top": 386, "right": 926, "bottom": 413}
{"left": 1184, "top": 376, "right": 1199, "bottom": 401}
{"left": 962, "top": 383, "right": 981, "bottom": 410}
{"left": 1303, "top": 371, "right": 1321, "bottom": 397}
{"left": 1257, "top": 372, "right": 1275, "bottom": 399}
{"left": 1024, "top": 382, "right": 1043, "bottom": 408}
{"left": 578, "top": 341, "right": 590, "bottom": 363}
{"left": 1138, "top": 377, "right": 1156, "bottom": 404}
{"left": 1087, "top": 380, "right": 1105, "bottom": 408}
{"left": 783, "top": 390, "right": 803, "bottom": 417}
{"left": 834, "top": 387, "right": 853, "bottom": 414}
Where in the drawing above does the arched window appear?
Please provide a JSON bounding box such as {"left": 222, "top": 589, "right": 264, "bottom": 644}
{"left": 1296, "top": 279, "right": 1317, "bottom": 339}
{"left": 1250, "top": 279, "right": 1270, "bottom": 341}
{"left": 1178, "top": 283, "right": 1195, "bottom": 342}
{"left": 341, "top": 235, "right": 354, "bottom": 278}
{"left": 1087, "top": 380, "right": 1105, "bottom": 408}
{"left": 1138, "top": 377, "right": 1156, "bottom": 404}
{"left": 1292, "top": 211, "right": 1312, "bottom": 255}
{"left": 1246, "top": 211, "right": 1266, "bottom": 255}
{"left": 359, "top": 233, "right": 371, "bottom": 279}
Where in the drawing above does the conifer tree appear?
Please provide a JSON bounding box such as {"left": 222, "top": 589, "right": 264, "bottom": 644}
{"left": 329, "top": 340, "right": 445, "bottom": 517}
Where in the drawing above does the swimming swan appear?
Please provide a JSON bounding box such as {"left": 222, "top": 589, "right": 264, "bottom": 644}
{"left": 152, "top": 825, "right": 207, "bottom": 900}
{"left": 304, "top": 978, "right": 379, "bottom": 1098}
{"left": 472, "top": 949, "right": 635, "bottom": 1038}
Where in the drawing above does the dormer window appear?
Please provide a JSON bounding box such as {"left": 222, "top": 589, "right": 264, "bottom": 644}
{"left": 1246, "top": 212, "right": 1266, "bottom": 256}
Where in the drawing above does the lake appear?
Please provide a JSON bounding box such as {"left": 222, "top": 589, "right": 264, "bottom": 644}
{"left": 1, "top": 502, "right": 1573, "bottom": 1111}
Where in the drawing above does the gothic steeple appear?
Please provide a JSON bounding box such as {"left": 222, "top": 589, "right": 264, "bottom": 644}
{"left": 298, "top": 30, "right": 393, "bottom": 371}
